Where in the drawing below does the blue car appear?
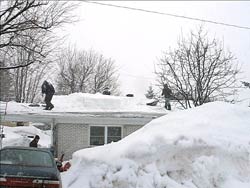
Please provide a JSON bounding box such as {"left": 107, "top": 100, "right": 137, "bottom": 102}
{"left": 0, "top": 146, "right": 62, "bottom": 188}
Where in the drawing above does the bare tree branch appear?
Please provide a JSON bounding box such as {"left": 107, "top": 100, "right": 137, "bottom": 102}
{"left": 56, "top": 47, "right": 120, "bottom": 95}
{"left": 155, "top": 26, "right": 240, "bottom": 109}
{"left": 0, "top": 0, "right": 77, "bottom": 70}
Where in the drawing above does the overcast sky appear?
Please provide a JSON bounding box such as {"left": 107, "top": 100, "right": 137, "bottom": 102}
{"left": 58, "top": 1, "right": 250, "bottom": 98}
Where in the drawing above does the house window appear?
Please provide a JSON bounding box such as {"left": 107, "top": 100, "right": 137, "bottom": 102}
{"left": 90, "top": 126, "right": 122, "bottom": 146}
{"left": 107, "top": 127, "right": 122, "bottom": 144}
{"left": 90, "top": 126, "right": 105, "bottom": 146}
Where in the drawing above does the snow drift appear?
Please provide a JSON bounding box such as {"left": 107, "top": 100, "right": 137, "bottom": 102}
{"left": 1, "top": 125, "right": 51, "bottom": 148}
{"left": 62, "top": 101, "right": 250, "bottom": 188}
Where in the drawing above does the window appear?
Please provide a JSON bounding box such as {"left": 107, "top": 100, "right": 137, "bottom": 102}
{"left": 107, "top": 127, "right": 121, "bottom": 144}
{"left": 0, "top": 148, "right": 54, "bottom": 167}
{"left": 90, "top": 126, "right": 122, "bottom": 146}
{"left": 90, "top": 126, "right": 105, "bottom": 146}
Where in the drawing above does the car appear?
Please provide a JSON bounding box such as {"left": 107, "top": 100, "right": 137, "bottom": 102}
{"left": 0, "top": 146, "right": 62, "bottom": 188}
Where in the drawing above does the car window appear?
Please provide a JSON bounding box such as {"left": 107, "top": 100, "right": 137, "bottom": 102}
{"left": 0, "top": 148, "right": 54, "bottom": 167}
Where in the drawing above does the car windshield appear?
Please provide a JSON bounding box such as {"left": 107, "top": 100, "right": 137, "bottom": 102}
{"left": 0, "top": 148, "right": 54, "bottom": 167}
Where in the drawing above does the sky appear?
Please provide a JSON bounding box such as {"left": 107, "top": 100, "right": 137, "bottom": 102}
{"left": 58, "top": 1, "right": 250, "bottom": 98}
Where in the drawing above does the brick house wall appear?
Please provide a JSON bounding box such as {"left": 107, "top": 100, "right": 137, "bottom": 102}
{"left": 56, "top": 123, "right": 89, "bottom": 160}
{"left": 55, "top": 124, "right": 144, "bottom": 160}
{"left": 123, "top": 125, "right": 142, "bottom": 137}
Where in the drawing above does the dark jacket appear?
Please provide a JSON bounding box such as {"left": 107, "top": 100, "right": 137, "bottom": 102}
{"left": 162, "top": 85, "right": 172, "bottom": 98}
{"left": 42, "top": 81, "right": 55, "bottom": 95}
{"left": 103, "top": 90, "right": 111, "bottom": 95}
{"left": 29, "top": 139, "right": 38, "bottom": 147}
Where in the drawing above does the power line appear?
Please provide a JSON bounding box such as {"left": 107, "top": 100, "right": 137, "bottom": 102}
{"left": 82, "top": 1, "right": 250, "bottom": 30}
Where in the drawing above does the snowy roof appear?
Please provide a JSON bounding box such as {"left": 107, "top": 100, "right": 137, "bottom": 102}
{"left": 0, "top": 93, "right": 167, "bottom": 123}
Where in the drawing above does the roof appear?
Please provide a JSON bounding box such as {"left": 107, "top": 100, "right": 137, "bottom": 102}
{"left": 0, "top": 93, "right": 167, "bottom": 124}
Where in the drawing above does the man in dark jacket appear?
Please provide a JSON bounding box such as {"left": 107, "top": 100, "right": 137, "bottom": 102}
{"left": 42, "top": 80, "right": 55, "bottom": 110}
{"left": 162, "top": 84, "right": 172, "bottom": 110}
{"left": 29, "top": 135, "right": 40, "bottom": 147}
{"left": 103, "top": 87, "right": 111, "bottom": 95}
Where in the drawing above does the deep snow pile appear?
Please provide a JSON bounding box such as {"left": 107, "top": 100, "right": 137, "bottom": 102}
{"left": 1, "top": 93, "right": 166, "bottom": 114}
{"left": 62, "top": 102, "right": 250, "bottom": 188}
{"left": 1, "top": 125, "right": 51, "bottom": 148}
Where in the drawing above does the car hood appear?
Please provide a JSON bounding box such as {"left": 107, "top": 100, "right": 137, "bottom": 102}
{"left": 0, "top": 164, "right": 60, "bottom": 180}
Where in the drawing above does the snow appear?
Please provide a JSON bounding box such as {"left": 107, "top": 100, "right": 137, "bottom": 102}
{"left": 61, "top": 101, "right": 250, "bottom": 188}
{"left": 1, "top": 125, "right": 51, "bottom": 148}
{"left": 1, "top": 93, "right": 166, "bottom": 115}
{"left": 1, "top": 92, "right": 250, "bottom": 188}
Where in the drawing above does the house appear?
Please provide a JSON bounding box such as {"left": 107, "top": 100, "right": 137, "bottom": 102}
{"left": 0, "top": 93, "right": 167, "bottom": 160}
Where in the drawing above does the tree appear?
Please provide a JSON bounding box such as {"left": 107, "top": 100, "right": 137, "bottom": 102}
{"left": 11, "top": 52, "right": 51, "bottom": 103}
{"left": 145, "top": 86, "right": 156, "bottom": 99}
{"left": 155, "top": 26, "right": 240, "bottom": 109}
{"left": 91, "top": 54, "right": 120, "bottom": 94}
{"left": 0, "top": 68, "right": 13, "bottom": 101}
{"left": 0, "top": 0, "right": 77, "bottom": 102}
{"left": 1, "top": 29, "right": 56, "bottom": 102}
{"left": 0, "top": 0, "right": 76, "bottom": 70}
{"left": 56, "top": 48, "right": 120, "bottom": 95}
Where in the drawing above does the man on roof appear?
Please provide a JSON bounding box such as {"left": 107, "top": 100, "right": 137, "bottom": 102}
{"left": 42, "top": 80, "right": 55, "bottom": 110}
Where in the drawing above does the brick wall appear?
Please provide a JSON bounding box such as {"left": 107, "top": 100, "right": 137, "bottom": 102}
{"left": 56, "top": 124, "right": 143, "bottom": 160}
{"left": 123, "top": 125, "right": 143, "bottom": 137}
{"left": 56, "top": 123, "right": 89, "bottom": 160}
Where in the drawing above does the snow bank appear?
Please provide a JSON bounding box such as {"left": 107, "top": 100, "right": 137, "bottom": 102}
{"left": 62, "top": 101, "right": 250, "bottom": 188}
{"left": 1, "top": 125, "right": 51, "bottom": 148}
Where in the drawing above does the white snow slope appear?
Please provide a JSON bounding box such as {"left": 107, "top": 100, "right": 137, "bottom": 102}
{"left": 62, "top": 101, "right": 250, "bottom": 188}
{"left": 1, "top": 125, "right": 51, "bottom": 148}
